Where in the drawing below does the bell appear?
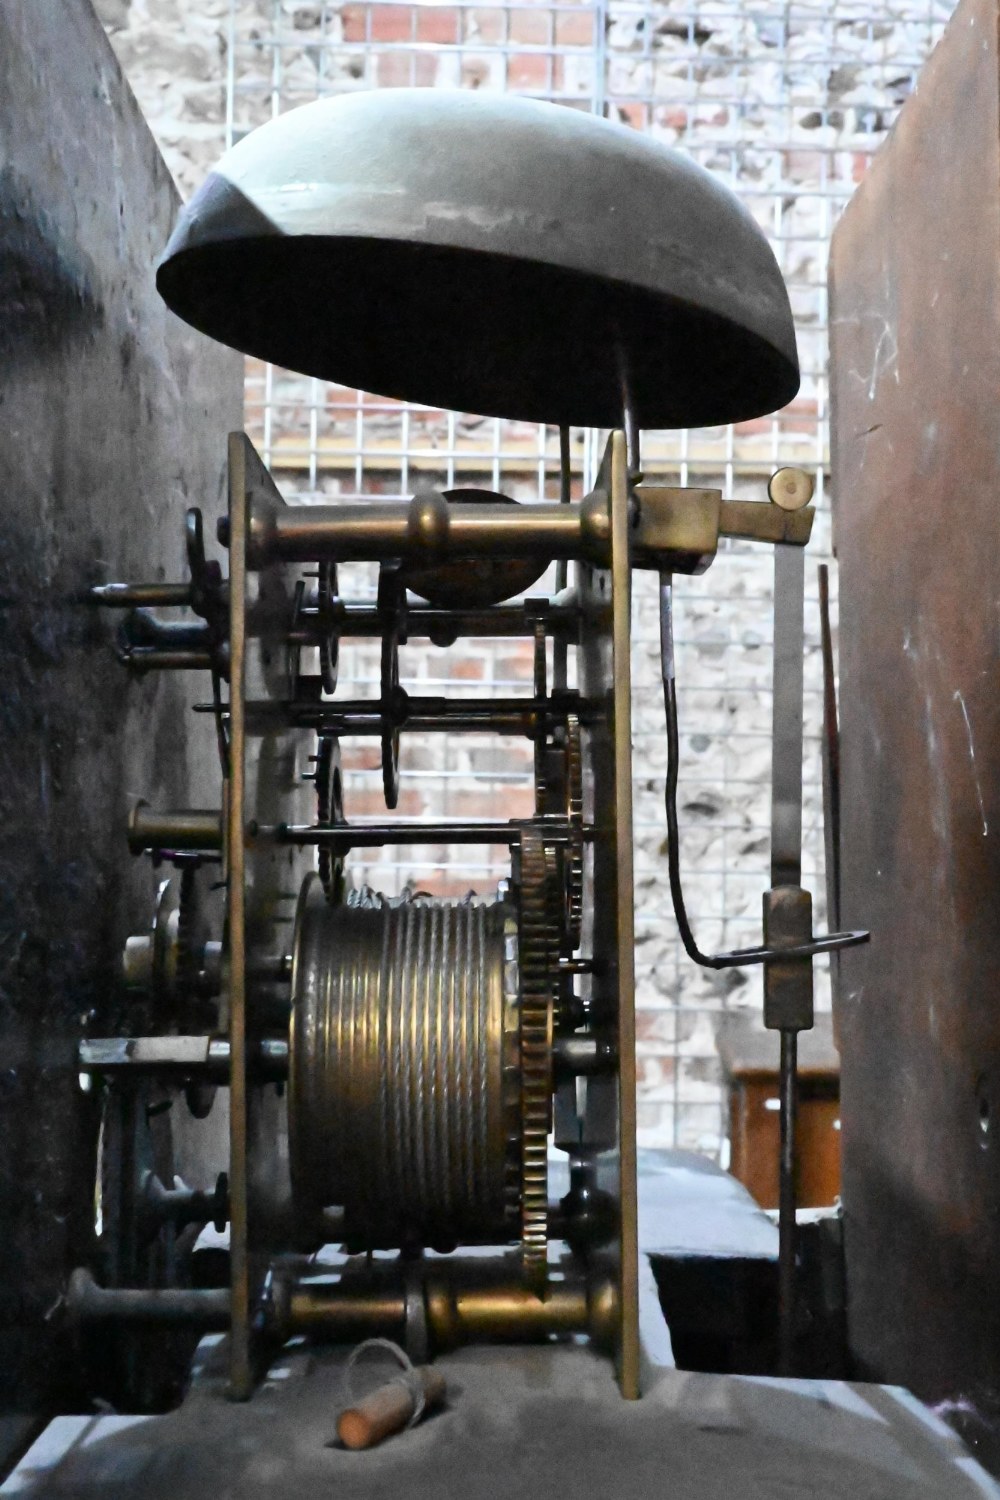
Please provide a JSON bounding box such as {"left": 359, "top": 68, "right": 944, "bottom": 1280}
{"left": 157, "top": 90, "right": 798, "bottom": 428}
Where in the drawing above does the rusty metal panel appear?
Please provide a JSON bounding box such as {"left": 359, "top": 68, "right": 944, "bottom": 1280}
{"left": 829, "top": 0, "right": 1000, "bottom": 1423}
{"left": 0, "top": 0, "right": 241, "bottom": 1449}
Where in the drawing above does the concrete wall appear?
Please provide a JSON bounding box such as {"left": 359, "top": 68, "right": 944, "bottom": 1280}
{"left": 0, "top": 0, "right": 241, "bottom": 1450}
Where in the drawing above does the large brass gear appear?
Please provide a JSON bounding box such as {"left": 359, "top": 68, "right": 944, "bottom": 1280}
{"left": 517, "top": 826, "right": 558, "bottom": 1285}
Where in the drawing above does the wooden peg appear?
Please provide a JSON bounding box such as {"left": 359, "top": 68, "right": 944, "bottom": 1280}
{"left": 336, "top": 1366, "right": 446, "bottom": 1451}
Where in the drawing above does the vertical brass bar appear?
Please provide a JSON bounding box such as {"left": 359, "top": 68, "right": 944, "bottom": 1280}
{"left": 610, "top": 431, "right": 640, "bottom": 1399}
{"left": 226, "top": 432, "right": 252, "bottom": 1399}
{"left": 771, "top": 545, "right": 805, "bottom": 889}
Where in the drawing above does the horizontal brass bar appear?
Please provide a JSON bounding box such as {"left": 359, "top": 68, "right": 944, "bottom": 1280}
{"left": 241, "top": 492, "right": 612, "bottom": 569}
{"left": 89, "top": 582, "right": 192, "bottom": 608}
{"left": 122, "top": 647, "right": 214, "bottom": 672}
{"left": 279, "top": 1272, "right": 617, "bottom": 1351}
{"left": 69, "top": 1264, "right": 618, "bottom": 1353}
{"left": 128, "top": 803, "right": 223, "bottom": 854}
{"left": 720, "top": 500, "right": 814, "bottom": 546}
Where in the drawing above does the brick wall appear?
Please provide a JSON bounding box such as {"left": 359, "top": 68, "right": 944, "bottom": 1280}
{"left": 99, "top": 0, "right": 950, "bottom": 1153}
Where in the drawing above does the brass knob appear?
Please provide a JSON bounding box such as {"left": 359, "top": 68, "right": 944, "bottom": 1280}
{"left": 767, "top": 467, "right": 815, "bottom": 511}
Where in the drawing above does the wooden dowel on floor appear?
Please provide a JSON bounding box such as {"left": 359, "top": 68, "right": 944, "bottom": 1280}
{"left": 337, "top": 1367, "right": 446, "bottom": 1450}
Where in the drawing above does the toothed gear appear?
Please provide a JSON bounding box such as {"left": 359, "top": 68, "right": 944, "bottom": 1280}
{"left": 565, "top": 714, "right": 584, "bottom": 951}
{"left": 315, "top": 734, "right": 346, "bottom": 903}
{"left": 532, "top": 621, "right": 548, "bottom": 799}
{"left": 318, "top": 561, "right": 339, "bottom": 695}
{"left": 517, "top": 826, "right": 557, "bottom": 1286}
{"left": 533, "top": 713, "right": 584, "bottom": 958}
{"left": 175, "top": 866, "right": 200, "bottom": 996}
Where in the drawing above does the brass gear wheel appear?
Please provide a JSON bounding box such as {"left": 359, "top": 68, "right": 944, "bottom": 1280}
{"left": 317, "top": 561, "right": 339, "bottom": 695}
{"left": 565, "top": 713, "right": 584, "bottom": 952}
{"left": 533, "top": 712, "right": 584, "bottom": 958}
{"left": 314, "top": 734, "right": 346, "bottom": 903}
{"left": 517, "top": 826, "right": 558, "bottom": 1285}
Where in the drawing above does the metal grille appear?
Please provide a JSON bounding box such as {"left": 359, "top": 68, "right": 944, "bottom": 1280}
{"left": 226, "top": 0, "right": 951, "bottom": 1153}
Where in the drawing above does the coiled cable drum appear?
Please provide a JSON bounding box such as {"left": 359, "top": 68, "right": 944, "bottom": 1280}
{"left": 289, "top": 876, "right": 520, "bottom": 1251}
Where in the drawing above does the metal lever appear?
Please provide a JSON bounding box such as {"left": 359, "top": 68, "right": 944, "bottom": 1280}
{"left": 657, "top": 475, "right": 870, "bottom": 1377}
{"left": 766, "top": 540, "right": 809, "bottom": 1377}
{"left": 658, "top": 570, "right": 867, "bottom": 972}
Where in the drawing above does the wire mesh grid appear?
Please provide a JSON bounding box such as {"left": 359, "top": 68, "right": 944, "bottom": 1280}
{"left": 226, "top": 0, "right": 952, "bottom": 1153}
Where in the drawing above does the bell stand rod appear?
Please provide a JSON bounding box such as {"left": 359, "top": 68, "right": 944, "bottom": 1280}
{"left": 553, "top": 425, "right": 573, "bottom": 691}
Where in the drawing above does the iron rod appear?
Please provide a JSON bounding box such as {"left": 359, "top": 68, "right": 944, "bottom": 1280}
{"left": 276, "top": 821, "right": 568, "bottom": 848}
{"left": 553, "top": 425, "right": 573, "bottom": 689}
{"left": 328, "top": 603, "right": 578, "bottom": 641}
{"left": 68, "top": 1270, "right": 230, "bottom": 1329}
{"left": 90, "top": 582, "right": 192, "bottom": 608}
{"left": 778, "top": 1026, "right": 799, "bottom": 1376}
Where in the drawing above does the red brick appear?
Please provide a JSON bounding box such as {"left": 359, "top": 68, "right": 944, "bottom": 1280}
{"left": 326, "top": 387, "right": 361, "bottom": 411}
{"left": 659, "top": 105, "right": 689, "bottom": 132}
{"left": 344, "top": 787, "right": 392, "bottom": 816}
{"left": 448, "top": 657, "right": 487, "bottom": 680}
{"left": 784, "top": 395, "right": 820, "bottom": 420}
{"left": 732, "top": 416, "right": 772, "bottom": 437}
{"left": 416, "top": 6, "right": 459, "bottom": 43}
{"left": 615, "top": 101, "right": 646, "bottom": 131}
{"left": 507, "top": 51, "right": 553, "bottom": 91}
{"left": 370, "top": 4, "right": 414, "bottom": 43}
{"left": 494, "top": 648, "right": 534, "bottom": 681}
{"left": 341, "top": 743, "right": 383, "bottom": 771}
{"left": 446, "top": 786, "right": 535, "bottom": 819}
{"left": 341, "top": 3, "right": 367, "bottom": 42}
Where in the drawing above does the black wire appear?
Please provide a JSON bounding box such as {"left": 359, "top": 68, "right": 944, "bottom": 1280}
{"left": 662, "top": 591, "right": 869, "bottom": 972}
{"left": 663, "top": 671, "right": 726, "bottom": 971}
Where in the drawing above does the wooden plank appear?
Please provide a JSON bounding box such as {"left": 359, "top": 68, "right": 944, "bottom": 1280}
{"left": 829, "top": 0, "right": 1000, "bottom": 1417}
